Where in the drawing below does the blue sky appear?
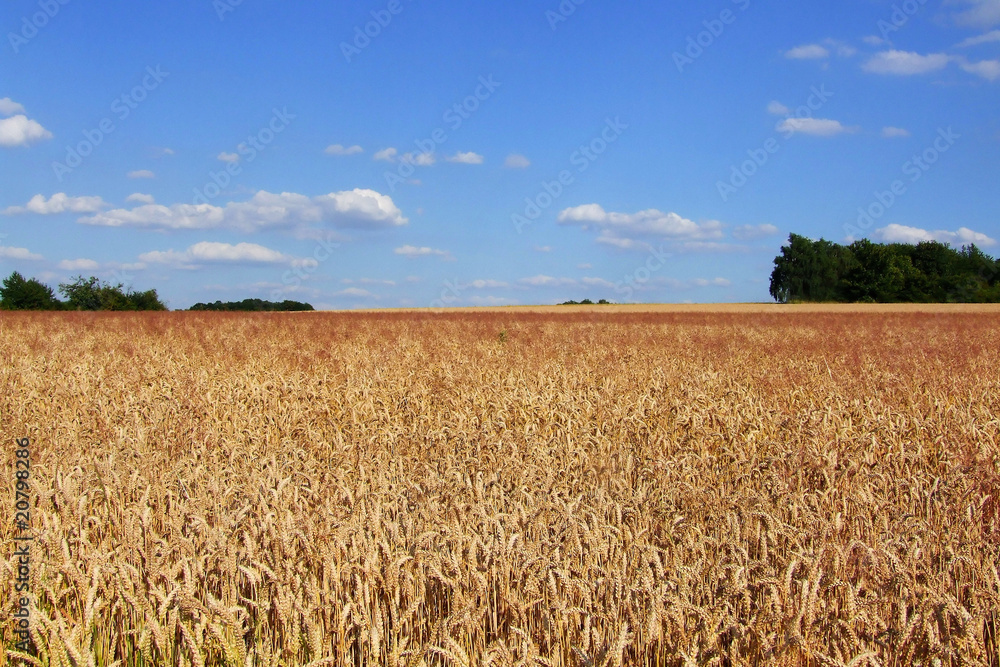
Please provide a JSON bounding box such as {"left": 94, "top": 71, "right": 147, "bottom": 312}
{"left": 1, "top": 0, "right": 998, "bottom": 309}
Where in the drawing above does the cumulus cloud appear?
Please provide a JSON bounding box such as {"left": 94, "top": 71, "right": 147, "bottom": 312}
{"left": 3, "top": 193, "right": 107, "bottom": 215}
{"left": 336, "top": 287, "right": 375, "bottom": 298}
{"left": 217, "top": 152, "right": 240, "bottom": 163}
{"left": 731, "top": 224, "right": 780, "bottom": 241}
{"left": 881, "top": 126, "right": 911, "bottom": 138}
{"left": 0, "top": 98, "right": 26, "bottom": 116}
{"left": 767, "top": 101, "right": 790, "bottom": 115}
{"left": 863, "top": 35, "right": 887, "bottom": 46}
{"left": 78, "top": 189, "right": 408, "bottom": 233}
{"left": 393, "top": 245, "right": 453, "bottom": 260}
{"left": 558, "top": 204, "right": 724, "bottom": 250}
{"left": 957, "top": 57, "right": 1000, "bottom": 80}
{"left": 402, "top": 152, "right": 435, "bottom": 166}
{"left": 0, "top": 114, "right": 53, "bottom": 148}
{"left": 446, "top": 151, "right": 484, "bottom": 164}
{"left": 504, "top": 153, "right": 531, "bottom": 169}
{"left": 58, "top": 258, "right": 101, "bottom": 271}
{"left": 0, "top": 244, "right": 43, "bottom": 261}
{"left": 128, "top": 170, "right": 155, "bottom": 179}
{"left": 139, "top": 241, "right": 306, "bottom": 269}
{"left": 952, "top": 0, "right": 1000, "bottom": 28}
{"left": 863, "top": 50, "right": 952, "bottom": 75}
{"left": 325, "top": 144, "right": 364, "bottom": 156}
{"left": 126, "top": 193, "right": 155, "bottom": 204}
{"left": 374, "top": 147, "right": 398, "bottom": 162}
{"left": 785, "top": 44, "right": 830, "bottom": 59}
{"left": 466, "top": 279, "right": 508, "bottom": 289}
{"left": 777, "top": 117, "right": 857, "bottom": 136}
{"left": 873, "top": 224, "right": 996, "bottom": 246}
{"left": 957, "top": 29, "right": 1000, "bottom": 46}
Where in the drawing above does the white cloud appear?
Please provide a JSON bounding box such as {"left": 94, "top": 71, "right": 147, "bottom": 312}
{"left": 577, "top": 263, "right": 593, "bottom": 270}
{"left": 394, "top": 245, "right": 453, "bottom": 260}
{"left": 0, "top": 115, "right": 53, "bottom": 148}
{"left": 336, "top": 287, "right": 375, "bottom": 298}
{"left": 767, "top": 101, "right": 790, "bottom": 115}
{"left": 140, "top": 241, "right": 301, "bottom": 268}
{"left": 777, "top": 117, "right": 857, "bottom": 136}
{"left": 956, "top": 29, "right": 1000, "bottom": 46}
{"left": 343, "top": 278, "right": 396, "bottom": 286}
{"left": 863, "top": 35, "right": 887, "bottom": 46}
{"left": 881, "top": 126, "right": 911, "bottom": 138}
{"left": 374, "top": 147, "right": 398, "bottom": 162}
{"left": 401, "top": 152, "right": 435, "bottom": 166}
{"left": 558, "top": 204, "right": 724, "bottom": 248}
{"left": 690, "top": 277, "right": 732, "bottom": 287}
{"left": 3, "top": 193, "right": 107, "bottom": 215}
{"left": 957, "top": 57, "right": 1000, "bottom": 80}
{"left": 79, "top": 189, "right": 408, "bottom": 233}
{"left": 504, "top": 153, "right": 531, "bottom": 169}
{"left": 580, "top": 277, "right": 617, "bottom": 289}
{"left": 128, "top": 170, "right": 155, "bottom": 179}
{"left": 325, "top": 144, "right": 364, "bottom": 156}
{"left": 217, "top": 152, "right": 240, "bottom": 163}
{"left": 953, "top": 0, "right": 1000, "bottom": 28}
{"left": 785, "top": 44, "right": 830, "bottom": 59}
{"left": 731, "top": 224, "right": 779, "bottom": 241}
{"left": 873, "top": 224, "right": 996, "bottom": 247}
{"left": 0, "top": 244, "right": 43, "bottom": 261}
{"left": 863, "top": 50, "right": 952, "bottom": 75}
{"left": 446, "top": 151, "right": 484, "bottom": 165}
{"left": 58, "top": 258, "right": 101, "bottom": 271}
{"left": 126, "top": 193, "right": 155, "bottom": 204}
{"left": 518, "top": 275, "right": 577, "bottom": 287}
{"left": 0, "top": 98, "right": 26, "bottom": 116}
{"left": 467, "top": 279, "right": 508, "bottom": 289}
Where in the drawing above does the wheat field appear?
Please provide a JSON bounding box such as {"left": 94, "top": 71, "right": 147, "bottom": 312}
{"left": 1, "top": 310, "right": 998, "bottom": 666}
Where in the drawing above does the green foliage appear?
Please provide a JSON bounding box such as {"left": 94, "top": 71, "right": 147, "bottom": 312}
{"left": 770, "top": 234, "right": 1000, "bottom": 303}
{"left": 58, "top": 275, "right": 167, "bottom": 311}
{"left": 0, "top": 272, "right": 63, "bottom": 310}
{"left": 189, "top": 299, "right": 314, "bottom": 312}
{"left": 559, "top": 299, "right": 614, "bottom": 305}
{"left": 0, "top": 272, "right": 167, "bottom": 311}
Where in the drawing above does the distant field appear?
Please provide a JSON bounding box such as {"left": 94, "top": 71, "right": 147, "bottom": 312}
{"left": 2, "top": 310, "right": 998, "bottom": 666}
{"left": 370, "top": 303, "right": 1000, "bottom": 314}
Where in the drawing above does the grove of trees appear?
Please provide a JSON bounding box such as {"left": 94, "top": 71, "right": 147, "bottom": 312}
{"left": 769, "top": 235, "right": 1000, "bottom": 303}
{"left": 0, "top": 272, "right": 167, "bottom": 311}
{"left": 188, "top": 299, "right": 314, "bottom": 312}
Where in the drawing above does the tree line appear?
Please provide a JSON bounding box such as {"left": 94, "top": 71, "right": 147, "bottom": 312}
{"left": 189, "top": 299, "right": 314, "bottom": 312}
{"left": 0, "top": 272, "right": 167, "bottom": 311}
{"left": 770, "top": 235, "right": 1000, "bottom": 303}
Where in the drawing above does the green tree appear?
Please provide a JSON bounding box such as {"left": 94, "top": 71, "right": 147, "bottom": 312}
{"left": 0, "top": 272, "right": 63, "bottom": 310}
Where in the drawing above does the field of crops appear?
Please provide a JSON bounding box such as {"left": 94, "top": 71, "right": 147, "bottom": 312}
{"left": 2, "top": 309, "right": 999, "bottom": 666}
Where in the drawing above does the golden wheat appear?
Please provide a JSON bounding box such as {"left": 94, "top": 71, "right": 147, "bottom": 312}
{"left": 1, "top": 310, "right": 998, "bottom": 666}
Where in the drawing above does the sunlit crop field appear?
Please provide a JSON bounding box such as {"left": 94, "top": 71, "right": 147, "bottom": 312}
{"left": 2, "top": 310, "right": 999, "bottom": 666}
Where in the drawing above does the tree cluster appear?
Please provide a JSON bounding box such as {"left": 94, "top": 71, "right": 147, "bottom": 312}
{"left": 769, "top": 234, "right": 1000, "bottom": 303}
{"left": 560, "top": 299, "right": 613, "bottom": 305}
{"left": 0, "top": 273, "right": 167, "bottom": 311}
{"left": 189, "top": 299, "right": 314, "bottom": 312}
